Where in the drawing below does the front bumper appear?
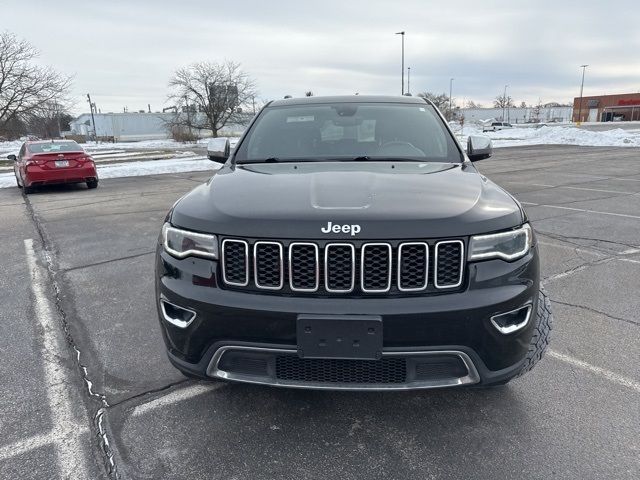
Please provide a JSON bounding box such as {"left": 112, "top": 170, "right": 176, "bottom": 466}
{"left": 156, "top": 244, "right": 540, "bottom": 388}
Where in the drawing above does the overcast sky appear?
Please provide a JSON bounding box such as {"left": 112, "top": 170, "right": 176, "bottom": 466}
{"left": 3, "top": 0, "right": 639, "bottom": 114}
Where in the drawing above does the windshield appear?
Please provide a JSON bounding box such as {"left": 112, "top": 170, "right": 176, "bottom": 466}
{"left": 28, "top": 142, "right": 84, "bottom": 154}
{"left": 234, "top": 102, "right": 462, "bottom": 163}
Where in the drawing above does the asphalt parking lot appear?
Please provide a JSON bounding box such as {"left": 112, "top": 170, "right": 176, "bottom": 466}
{"left": 1, "top": 145, "right": 639, "bottom": 479}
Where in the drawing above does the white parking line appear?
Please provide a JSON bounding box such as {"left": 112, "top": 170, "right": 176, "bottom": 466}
{"left": 615, "top": 177, "right": 640, "bottom": 182}
{"left": 131, "top": 383, "right": 222, "bottom": 417}
{"left": 521, "top": 202, "right": 640, "bottom": 220}
{"left": 563, "top": 185, "right": 636, "bottom": 195}
{"left": 548, "top": 350, "right": 640, "bottom": 393}
{"left": 620, "top": 258, "right": 640, "bottom": 265}
{"left": 0, "top": 427, "right": 89, "bottom": 462}
{"left": 24, "top": 239, "right": 89, "bottom": 478}
{"left": 505, "top": 180, "right": 639, "bottom": 195}
{"left": 537, "top": 240, "right": 607, "bottom": 257}
{"left": 0, "top": 433, "right": 55, "bottom": 461}
{"left": 503, "top": 181, "right": 555, "bottom": 188}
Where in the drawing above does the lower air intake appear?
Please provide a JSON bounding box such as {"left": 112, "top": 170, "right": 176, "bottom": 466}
{"left": 275, "top": 356, "right": 407, "bottom": 384}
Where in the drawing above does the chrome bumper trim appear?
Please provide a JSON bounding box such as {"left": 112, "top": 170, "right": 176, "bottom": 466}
{"left": 206, "top": 345, "right": 480, "bottom": 391}
{"left": 159, "top": 294, "right": 196, "bottom": 328}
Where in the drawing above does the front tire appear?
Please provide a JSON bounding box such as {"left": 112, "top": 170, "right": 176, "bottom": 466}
{"left": 516, "top": 285, "right": 553, "bottom": 377}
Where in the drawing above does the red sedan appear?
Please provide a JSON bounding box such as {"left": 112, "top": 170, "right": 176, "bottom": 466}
{"left": 9, "top": 140, "right": 99, "bottom": 193}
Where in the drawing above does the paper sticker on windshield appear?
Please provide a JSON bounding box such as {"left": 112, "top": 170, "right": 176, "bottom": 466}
{"left": 287, "top": 115, "right": 314, "bottom": 123}
{"left": 419, "top": 107, "right": 425, "bottom": 111}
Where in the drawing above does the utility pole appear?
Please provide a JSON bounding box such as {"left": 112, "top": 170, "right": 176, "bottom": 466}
{"left": 407, "top": 67, "right": 411, "bottom": 95}
{"left": 395, "top": 31, "right": 405, "bottom": 95}
{"left": 578, "top": 64, "right": 588, "bottom": 123}
{"left": 449, "top": 78, "right": 454, "bottom": 120}
{"left": 86, "top": 93, "right": 97, "bottom": 141}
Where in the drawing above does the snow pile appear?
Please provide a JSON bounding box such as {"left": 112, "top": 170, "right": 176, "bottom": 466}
{"left": 454, "top": 124, "right": 640, "bottom": 148}
{"left": 0, "top": 140, "right": 22, "bottom": 158}
{"left": 84, "top": 137, "right": 240, "bottom": 152}
{"left": 97, "top": 156, "right": 220, "bottom": 179}
{"left": 0, "top": 156, "right": 220, "bottom": 189}
{"left": 0, "top": 137, "right": 241, "bottom": 156}
{"left": 85, "top": 139, "right": 196, "bottom": 151}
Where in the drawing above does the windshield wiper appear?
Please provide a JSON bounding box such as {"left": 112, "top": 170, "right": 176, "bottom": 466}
{"left": 351, "top": 156, "right": 426, "bottom": 162}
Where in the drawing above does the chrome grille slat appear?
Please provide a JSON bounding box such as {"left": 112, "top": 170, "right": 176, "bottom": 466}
{"left": 361, "top": 243, "right": 392, "bottom": 293}
{"left": 289, "top": 242, "right": 319, "bottom": 292}
{"left": 253, "top": 241, "right": 283, "bottom": 290}
{"left": 220, "top": 238, "right": 464, "bottom": 294}
{"left": 221, "top": 239, "right": 249, "bottom": 286}
{"left": 434, "top": 240, "right": 464, "bottom": 289}
{"left": 324, "top": 243, "right": 355, "bottom": 293}
{"left": 398, "top": 242, "right": 429, "bottom": 291}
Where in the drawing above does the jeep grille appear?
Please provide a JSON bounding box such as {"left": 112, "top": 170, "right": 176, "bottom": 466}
{"left": 220, "top": 238, "right": 465, "bottom": 296}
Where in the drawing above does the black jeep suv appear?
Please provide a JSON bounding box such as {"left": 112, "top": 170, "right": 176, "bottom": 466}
{"left": 155, "top": 95, "right": 552, "bottom": 390}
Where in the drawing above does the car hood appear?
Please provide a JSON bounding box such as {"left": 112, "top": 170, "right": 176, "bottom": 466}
{"left": 171, "top": 161, "right": 523, "bottom": 239}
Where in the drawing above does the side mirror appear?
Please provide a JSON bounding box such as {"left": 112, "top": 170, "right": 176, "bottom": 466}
{"left": 467, "top": 135, "right": 492, "bottom": 161}
{"left": 7, "top": 154, "right": 17, "bottom": 161}
{"left": 207, "top": 137, "right": 230, "bottom": 163}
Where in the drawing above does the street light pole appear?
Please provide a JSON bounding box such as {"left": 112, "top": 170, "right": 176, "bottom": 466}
{"left": 407, "top": 67, "right": 411, "bottom": 95}
{"left": 578, "top": 64, "right": 588, "bottom": 123}
{"left": 395, "top": 31, "right": 405, "bottom": 95}
{"left": 449, "top": 78, "right": 454, "bottom": 120}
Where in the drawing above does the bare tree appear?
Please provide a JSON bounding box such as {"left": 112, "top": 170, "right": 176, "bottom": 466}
{"left": 304, "top": 90, "right": 314, "bottom": 97}
{"left": 532, "top": 99, "right": 543, "bottom": 122}
{"left": 27, "top": 101, "right": 73, "bottom": 138}
{"left": 168, "top": 60, "right": 257, "bottom": 137}
{"left": 465, "top": 100, "right": 482, "bottom": 109}
{"left": 0, "top": 32, "right": 72, "bottom": 137}
{"left": 493, "top": 93, "right": 515, "bottom": 109}
{"left": 416, "top": 92, "right": 450, "bottom": 112}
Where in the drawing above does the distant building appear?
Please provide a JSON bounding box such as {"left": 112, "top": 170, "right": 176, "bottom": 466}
{"left": 572, "top": 93, "right": 640, "bottom": 122}
{"left": 68, "top": 112, "right": 250, "bottom": 141}
{"left": 69, "top": 112, "right": 172, "bottom": 141}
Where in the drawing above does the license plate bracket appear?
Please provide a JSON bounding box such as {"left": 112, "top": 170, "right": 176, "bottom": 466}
{"left": 296, "top": 314, "right": 383, "bottom": 360}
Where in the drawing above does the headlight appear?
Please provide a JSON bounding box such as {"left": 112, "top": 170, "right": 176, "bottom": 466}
{"left": 469, "top": 223, "right": 532, "bottom": 261}
{"left": 161, "top": 223, "right": 218, "bottom": 260}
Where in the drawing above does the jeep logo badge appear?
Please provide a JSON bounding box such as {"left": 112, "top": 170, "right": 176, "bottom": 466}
{"left": 321, "top": 221, "right": 361, "bottom": 236}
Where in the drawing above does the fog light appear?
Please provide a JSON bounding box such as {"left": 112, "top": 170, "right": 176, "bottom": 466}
{"left": 160, "top": 295, "right": 196, "bottom": 328}
{"left": 490, "top": 304, "right": 532, "bottom": 334}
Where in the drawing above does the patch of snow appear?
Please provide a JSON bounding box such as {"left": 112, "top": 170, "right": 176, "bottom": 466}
{"left": 84, "top": 137, "right": 240, "bottom": 151}
{"left": 84, "top": 139, "right": 195, "bottom": 151}
{"left": 0, "top": 140, "right": 23, "bottom": 157}
{"left": 453, "top": 124, "right": 640, "bottom": 148}
{"left": 0, "top": 156, "right": 220, "bottom": 189}
{"left": 97, "top": 156, "right": 219, "bottom": 179}
{"left": 0, "top": 173, "right": 15, "bottom": 188}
